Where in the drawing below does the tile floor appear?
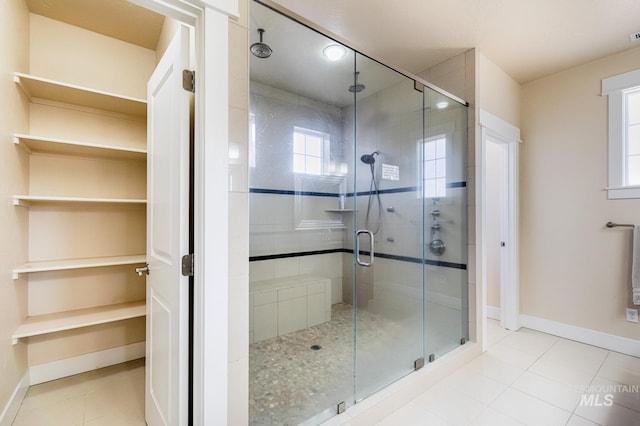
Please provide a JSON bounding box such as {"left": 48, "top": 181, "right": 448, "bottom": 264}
{"left": 12, "top": 358, "right": 145, "bottom": 426}
{"left": 10, "top": 321, "right": 640, "bottom": 425}
{"left": 375, "top": 320, "right": 640, "bottom": 426}
{"left": 250, "top": 301, "right": 463, "bottom": 426}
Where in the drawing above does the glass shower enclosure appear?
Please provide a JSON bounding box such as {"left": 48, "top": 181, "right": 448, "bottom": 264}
{"left": 248, "top": 2, "right": 469, "bottom": 424}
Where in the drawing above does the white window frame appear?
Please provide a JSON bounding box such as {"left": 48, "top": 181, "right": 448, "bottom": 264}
{"left": 420, "top": 134, "right": 448, "bottom": 198}
{"left": 603, "top": 68, "right": 640, "bottom": 199}
{"left": 292, "top": 126, "right": 330, "bottom": 176}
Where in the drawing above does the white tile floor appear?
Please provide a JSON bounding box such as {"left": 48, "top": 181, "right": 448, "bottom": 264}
{"left": 12, "top": 358, "right": 145, "bottom": 426}
{"left": 376, "top": 320, "right": 640, "bottom": 426}
{"left": 10, "top": 321, "right": 640, "bottom": 426}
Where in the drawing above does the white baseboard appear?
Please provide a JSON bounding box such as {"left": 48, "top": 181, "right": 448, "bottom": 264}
{"left": 29, "top": 341, "right": 145, "bottom": 385}
{"left": 520, "top": 315, "right": 640, "bottom": 358}
{"left": 0, "top": 371, "right": 28, "bottom": 426}
{"left": 486, "top": 306, "right": 501, "bottom": 321}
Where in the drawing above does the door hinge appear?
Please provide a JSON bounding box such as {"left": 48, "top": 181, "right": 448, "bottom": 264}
{"left": 182, "top": 69, "right": 195, "bottom": 92}
{"left": 181, "top": 253, "right": 194, "bottom": 276}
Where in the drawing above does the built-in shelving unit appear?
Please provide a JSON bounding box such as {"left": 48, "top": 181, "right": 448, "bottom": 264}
{"left": 14, "top": 134, "right": 146, "bottom": 160}
{"left": 12, "top": 255, "right": 146, "bottom": 279}
{"left": 14, "top": 72, "right": 147, "bottom": 117}
{"left": 13, "top": 195, "right": 147, "bottom": 207}
{"left": 12, "top": 46, "right": 149, "bottom": 351}
{"left": 12, "top": 301, "right": 146, "bottom": 345}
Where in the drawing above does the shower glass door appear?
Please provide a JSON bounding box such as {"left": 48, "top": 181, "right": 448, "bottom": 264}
{"left": 422, "top": 88, "right": 469, "bottom": 361}
{"left": 249, "top": 2, "right": 468, "bottom": 424}
{"left": 248, "top": 2, "right": 356, "bottom": 424}
{"left": 352, "top": 53, "right": 425, "bottom": 400}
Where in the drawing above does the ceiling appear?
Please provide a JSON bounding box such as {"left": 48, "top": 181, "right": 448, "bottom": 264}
{"left": 268, "top": 0, "right": 640, "bottom": 84}
{"left": 250, "top": 1, "right": 455, "bottom": 108}
{"left": 26, "top": 0, "right": 164, "bottom": 50}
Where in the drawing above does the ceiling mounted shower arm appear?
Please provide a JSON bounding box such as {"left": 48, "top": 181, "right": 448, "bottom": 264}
{"left": 250, "top": 28, "right": 273, "bottom": 59}
{"left": 349, "top": 71, "right": 366, "bottom": 93}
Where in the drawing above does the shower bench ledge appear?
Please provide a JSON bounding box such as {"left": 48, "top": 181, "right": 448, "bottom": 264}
{"left": 249, "top": 274, "right": 332, "bottom": 343}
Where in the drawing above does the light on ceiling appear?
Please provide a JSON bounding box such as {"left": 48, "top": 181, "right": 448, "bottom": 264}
{"left": 323, "top": 44, "right": 347, "bottom": 61}
{"left": 436, "top": 101, "right": 449, "bottom": 109}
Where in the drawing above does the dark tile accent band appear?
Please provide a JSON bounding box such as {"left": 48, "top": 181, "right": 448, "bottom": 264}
{"left": 447, "top": 181, "right": 467, "bottom": 188}
{"left": 249, "top": 182, "right": 466, "bottom": 198}
{"left": 249, "top": 248, "right": 345, "bottom": 262}
{"left": 249, "top": 248, "right": 467, "bottom": 270}
{"left": 249, "top": 188, "right": 339, "bottom": 197}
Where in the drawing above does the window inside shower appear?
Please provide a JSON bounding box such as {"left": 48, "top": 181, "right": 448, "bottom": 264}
{"left": 422, "top": 134, "right": 447, "bottom": 198}
{"left": 293, "top": 126, "right": 330, "bottom": 175}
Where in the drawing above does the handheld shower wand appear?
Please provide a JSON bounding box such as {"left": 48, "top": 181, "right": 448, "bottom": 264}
{"left": 360, "top": 151, "right": 382, "bottom": 234}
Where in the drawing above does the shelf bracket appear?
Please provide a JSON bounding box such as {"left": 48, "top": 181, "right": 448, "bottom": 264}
{"left": 12, "top": 135, "right": 32, "bottom": 154}
{"left": 12, "top": 336, "right": 19, "bottom": 345}
{"left": 14, "top": 74, "right": 32, "bottom": 101}
{"left": 12, "top": 197, "right": 30, "bottom": 207}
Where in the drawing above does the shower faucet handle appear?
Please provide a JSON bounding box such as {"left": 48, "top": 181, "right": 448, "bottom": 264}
{"left": 430, "top": 209, "right": 440, "bottom": 217}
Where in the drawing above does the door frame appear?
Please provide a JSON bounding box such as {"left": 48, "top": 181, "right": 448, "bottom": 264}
{"left": 128, "top": 0, "right": 237, "bottom": 424}
{"left": 479, "top": 110, "right": 520, "bottom": 346}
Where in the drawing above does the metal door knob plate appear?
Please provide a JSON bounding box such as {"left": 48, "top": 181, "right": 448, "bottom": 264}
{"left": 136, "top": 265, "right": 150, "bottom": 276}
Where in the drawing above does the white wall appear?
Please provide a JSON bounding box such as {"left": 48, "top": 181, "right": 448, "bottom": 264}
{"left": 0, "top": 0, "right": 30, "bottom": 418}
{"left": 478, "top": 53, "right": 521, "bottom": 129}
{"left": 521, "top": 46, "right": 640, "bottom": 340}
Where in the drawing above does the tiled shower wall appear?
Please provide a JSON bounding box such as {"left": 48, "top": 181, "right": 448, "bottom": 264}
{"left": 249, "top": 61, "right": 469, "bottom": 316}
{"left": 248, "top": 81, "right": 347, "bottom": 306}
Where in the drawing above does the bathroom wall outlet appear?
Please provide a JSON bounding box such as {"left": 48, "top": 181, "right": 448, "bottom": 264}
{"left": 626, "top": 308, "right": 639, "bottom": 323}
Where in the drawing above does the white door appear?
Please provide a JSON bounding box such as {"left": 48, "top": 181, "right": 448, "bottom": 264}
{"left": 480, "top": 109, "right": 520, "bottom": 343}
{"left": 145, "top": 25, "right": 191, "bottom": 426}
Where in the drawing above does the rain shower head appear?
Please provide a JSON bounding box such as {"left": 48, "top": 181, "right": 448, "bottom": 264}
{"left": 250, "top": 29, "right": 272, "bottom": 59}
{"left": 360, "top": 151, "right": 379, "bottom": 165}
{"left": 349, "top": 71, "right": 366, "bottom": 93}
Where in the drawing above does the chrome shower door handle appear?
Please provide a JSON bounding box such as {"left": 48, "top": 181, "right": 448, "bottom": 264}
{"left": 356, "top": 229, "right": 374, "bottom": 267}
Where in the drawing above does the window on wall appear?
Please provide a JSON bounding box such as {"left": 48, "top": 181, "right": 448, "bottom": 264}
{"left": 422, "top": 135, "right": 447, "bottom": 198}
{"left": 603, "top": 69, "right": 640, "bottom": 199}
{"left": 626, "top": 89, "right": 640, "bottom": 185}
{"left": 293, "top": 126, "right": 329, "bottom": 175}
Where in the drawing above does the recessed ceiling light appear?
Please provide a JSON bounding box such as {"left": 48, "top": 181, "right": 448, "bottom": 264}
{"left": 323, "top": 44, "right": 347, "bottom": 61}
{"left": 436, "top": 101, "right": 449, "bottom": 109}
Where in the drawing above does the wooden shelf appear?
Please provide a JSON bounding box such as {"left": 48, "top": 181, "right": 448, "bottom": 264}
{"left": 14, "top": 134, "right": 146, "bottom": 160}
{"left": 14, "top": 73, "right": 146, "bottom": 117}
{"left": 13, "top": 195, "right": 147, "bottom": 207}
{"left": 13, "top": 255, "right": 146, "bottom": 279}
{"left": 12, "top": 301, "right": 146, "bottom": 345}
